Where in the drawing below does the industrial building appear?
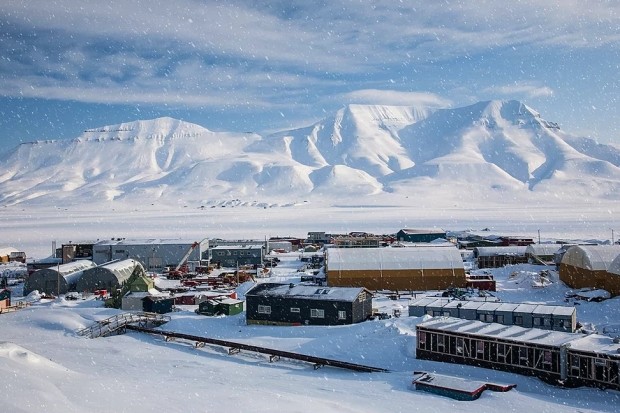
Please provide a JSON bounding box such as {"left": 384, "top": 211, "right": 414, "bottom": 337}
{"left": 473, "top": 246, "right": 528, "bottom": 268}
{"left": 396, "top": 228, "right": 447, "bottom": 243}
{"left": 326, "top": 247, "right": 466, "bottom": 291}
{"left": 92, "top": 238, "right": 208, "bottom": 272}
{"left": 210, "top": 244, "right": 264, "bottom": 268}
{"left": 409, "top": 297, "right": 577, "bottom": 332}
{"left": 245, "top": 283, "right": 373, "bottom": 326}
{"left": 416, "top": 317, "right": 620, "bottom": 390}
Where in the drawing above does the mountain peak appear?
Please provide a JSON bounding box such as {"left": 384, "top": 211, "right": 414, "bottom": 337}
{"left": 80, "top": 117, "right": 211, "bottom": 141}
{"left": 1, "top": 100, "right": 618, "bottom": 207}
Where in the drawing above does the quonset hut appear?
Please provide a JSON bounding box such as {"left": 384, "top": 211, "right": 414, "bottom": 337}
{"left": 77, "top": 259, "right": 145, "bottom": 293}
{"left": 326, "top": 247, "right": 466, "bottom": 291}
{"left": 559, "top": 245, "right": 620, "bottom": 296}
{"left": 24, "top": 260, "right": 97, "bottom": 295}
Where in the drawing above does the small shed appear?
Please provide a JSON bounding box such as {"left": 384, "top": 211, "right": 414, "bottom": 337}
{"left": 0, "top": 289, "right": 11, "bottom": 310}
{"left": 476, "top": 302, "right": 502, "bottom": 322}
{"left": 559, "top": 245, "right": 620, "bottom": 296}
{"left": 513, "top": 303, "right": 537, "bottom": 328}
{"left": 246, "top": 283, "right": 373, "bottom": 326}
{"left": 408, "top": 297, "right": 450, "bottom": 317}
{"left": 77, "top": 259, "right": 144, "bottom": 293}
{"left": 121, "top": 291, "right": 173, "bottom": 313}
{"left": 24, "top": 260, "right": 97, "bottom": 295}
{"left": 473, "top": 246, "right": 528, "bottom": 268}
{"left": 128, "top": 274, "right": 154, "bottom": 292}
{"left": 494, "top": 303, "right": 520, "bottom": 326}
{"left": 197, "top": 297, "right": 244, "bottom": 316}
{"left": 143, "top": 296, "right": 174, "bottom": 314}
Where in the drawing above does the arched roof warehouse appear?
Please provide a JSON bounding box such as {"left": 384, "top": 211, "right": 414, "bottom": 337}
{"left": 77, "top": 259, "right": 144, "bottom": 293}
{"left": 559, "top": 245, "right": 620, "bottom": 296}
{"left": 24, "top": 260, "right": 97, "bottom": 296}
{"left": 326, "top": 247, "right": 465, "bottom": 291}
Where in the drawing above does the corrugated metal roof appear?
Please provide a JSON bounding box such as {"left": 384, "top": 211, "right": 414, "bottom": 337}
{"left": 247, "top": 283, "right": 367, "bottom": 302}
{"left": 327, "top": 247, "right": 464, "bottom": 271}
{"left": 418, "top": 317, "right": 577, "bottom": 347}
{"left": 474, "top": 246, "right": 527, "bottom": 257}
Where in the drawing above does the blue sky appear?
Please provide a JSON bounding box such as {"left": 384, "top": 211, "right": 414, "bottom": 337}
{"left": 1, "top": 0, "right": 619, "bottom": 155}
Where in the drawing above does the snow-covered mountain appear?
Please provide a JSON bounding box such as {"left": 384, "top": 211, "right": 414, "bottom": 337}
{"left": 1, "top": 100, "right": 619, "bottom": 207}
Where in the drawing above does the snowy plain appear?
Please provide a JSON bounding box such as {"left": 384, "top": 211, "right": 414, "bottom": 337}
{"left": 2, "top": 233, "right": 620, "bottom": 412}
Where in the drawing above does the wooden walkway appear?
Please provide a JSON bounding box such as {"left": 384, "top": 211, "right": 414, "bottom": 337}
{"left": 126, "top": 325, "right": 389, "bottom": 373}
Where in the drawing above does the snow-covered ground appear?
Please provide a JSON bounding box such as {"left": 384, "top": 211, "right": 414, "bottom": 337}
{"left": 2, "top": 253, "right": 619, "bottom": 413}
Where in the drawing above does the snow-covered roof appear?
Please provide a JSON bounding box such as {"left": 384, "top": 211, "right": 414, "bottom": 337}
{"left": 327, "top": 247, "right": 464, "bottom": 271}
{"left": 474, "top": 246, "right": 527, "bottom": 257}
{"left": 0, "top": 247, "right": 20, "bottom": 256}
{"left": 410, "top": 298, "right": 575, "bottom": 317}
{"left": 53, "top": 260, "right": 97, "bottom": 277}
{"left": 246, "top": 283, "right": 368, "bottom": 302}
{"left": 607, "top": 254, "right": 620, "bottom": 276}
{"left": 525, "top": 244, "right": 562, "bottom": 256}
{"left": 569, "top": 334, "right": 620, "bottom": 357}
{"left": 99, "top": 259, "right": 141, "bottom": 272}
{"left": 560, "top": 245, "right": 620, "bottom": 271}
{"left": 399, "top": 228, "right": 446, "bottom": 234}
{"left": 211, "top": 244, "right": 264, "bottom": 250}
{"left": 418, "top": 317, "right": 578, "bottom": 347}
{"left": 96, "top": 238, "right": 205, "bottom": 246}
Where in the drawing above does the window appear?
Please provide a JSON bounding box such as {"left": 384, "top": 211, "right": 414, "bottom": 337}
{"left": 496, "top": 315, "right": 504, "bottom": 324}
{"left": 485, "top": 314, "right": 494, "bottom": 322}
{"left": 437, "top": 335, "right": 445, "bottom": 349}
{"left": 456, "top": 337, "right": 464, "bottom": 354}
{"left": 534, "top": 317, "right": 541, "bottom": 326}
{"left": 310, "top": 309, "right": 325, "bottom": 318}
{"left": 258, "top": 305, "right": 271, "bottom": 314}
{"left": 478, "top": 314, "right": 485, "bottom": 321}
{"left": 515, "top": 316, "right": 523, "bottom": 325}
{"left": 442, "top": 311, "right": 450, "bottom": 317}
{"left": 497, "top": 343, "right": 506, "bottom": 356}
{"left": 419, "top": 331, "right": 427, "bottom": 346}
{"left": 476, "top": 341, "right": 484, "bottom": 354}
{"left": 544, "top": 318, "right": 552, "bottom": 327}
{"left": 290, "top": 307, "right": 300, "bottom": 313}
{"left": 543, "top": 350, "right": 552, "bottom": 365}
{"left": 433, "top": 311, "right": 442, "bottom": 317}
{"left": 338, "top": 311, "right": 346, "bottom": 320}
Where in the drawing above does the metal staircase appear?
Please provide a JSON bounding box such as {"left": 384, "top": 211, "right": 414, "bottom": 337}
{"left": 76, "top": 312, "right": 171, "bottom": 339}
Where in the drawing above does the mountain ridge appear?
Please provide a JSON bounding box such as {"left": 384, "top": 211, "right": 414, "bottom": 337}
{"left": 1, "top": 100, "right": 619, "bottom": 207}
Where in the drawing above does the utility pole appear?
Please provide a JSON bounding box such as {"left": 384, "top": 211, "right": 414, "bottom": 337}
{"left": 538, "top": 229, "right": 541, "bottom": 244}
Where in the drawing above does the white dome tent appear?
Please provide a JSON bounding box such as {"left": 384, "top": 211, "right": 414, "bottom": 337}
{"left": 24, "top": 260, "right": 97, "bottom": 296}
{"left": 559, "top": 245, "right": 620, "bottom": 296}
{"left": 77, "top": 259, "right": 145, "bottom": 293}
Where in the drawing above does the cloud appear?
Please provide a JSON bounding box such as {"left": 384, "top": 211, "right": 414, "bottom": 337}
{"left": 484, "top": 83, "right": 555, "bottom": 99}
{"left": 338, "top": 89, "right": 452, "bottom": 108}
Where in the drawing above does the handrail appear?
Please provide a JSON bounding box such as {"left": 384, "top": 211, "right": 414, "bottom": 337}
{"left": 76, "top": 312, "right": 170, "bottom": 338}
